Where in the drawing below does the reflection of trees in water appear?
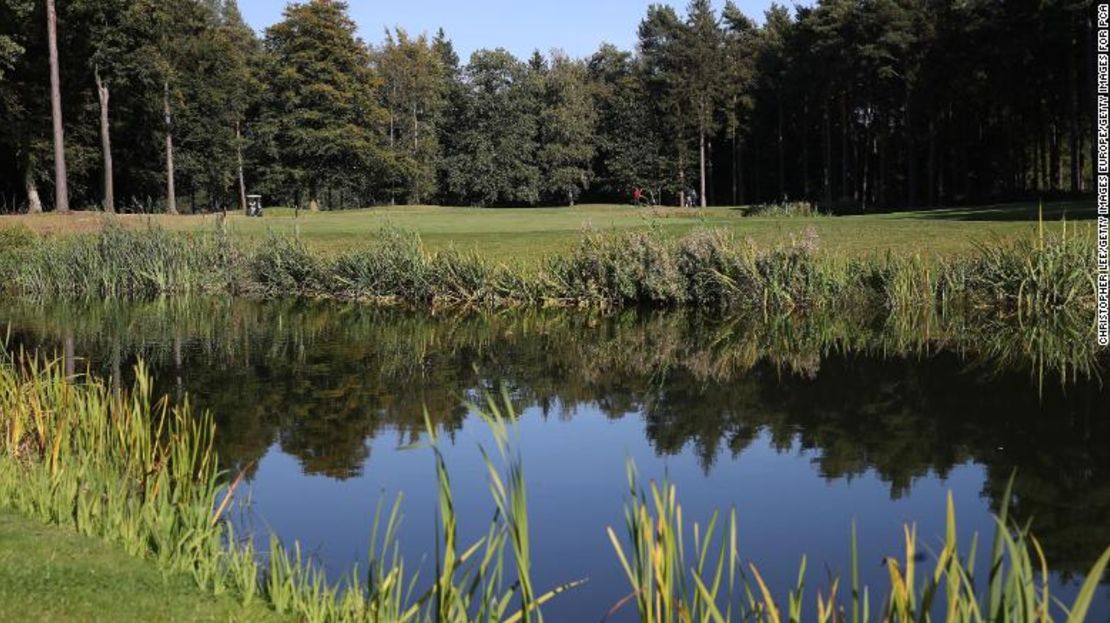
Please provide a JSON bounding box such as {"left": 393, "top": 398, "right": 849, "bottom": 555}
{"left": 1, "top": 297, "right": 1107, "bottom": 573}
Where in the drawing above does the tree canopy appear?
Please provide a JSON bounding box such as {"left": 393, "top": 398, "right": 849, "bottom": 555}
{"left": 0, "top": 0, "right": 1093, "bottom": 212}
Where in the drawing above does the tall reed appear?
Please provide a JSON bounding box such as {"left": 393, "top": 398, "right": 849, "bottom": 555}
{"left": 606, "top": 467, "right": 1110, "bottom": 623}
{"left": 0, "top": 221, "right": 1099, "bottom": 318}
{"left": 0, "top": 350, "right": 575, "bottom": 622}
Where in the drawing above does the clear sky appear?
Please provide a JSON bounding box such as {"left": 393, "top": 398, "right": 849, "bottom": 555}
{"left": 237, "top": 0, "right": 787, "bottom": 60}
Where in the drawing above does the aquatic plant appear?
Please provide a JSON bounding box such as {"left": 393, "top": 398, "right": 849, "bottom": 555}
{"left": 605, "top": 468, "right": 1110, "bottom": 623}
{"left": 1, "top": 223, "right": 239, "bottom": 297}
{"left": 0, "top": 350, "right": 574, "bottom": 622}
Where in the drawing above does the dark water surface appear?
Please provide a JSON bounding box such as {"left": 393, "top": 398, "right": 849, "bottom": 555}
{"left": 2, "top": 298, "right": 1108, "bottom": 621}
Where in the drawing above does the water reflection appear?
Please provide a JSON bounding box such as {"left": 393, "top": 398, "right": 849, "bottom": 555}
{"left": 0, "top": 297, "right": 1107, "bottom": 587}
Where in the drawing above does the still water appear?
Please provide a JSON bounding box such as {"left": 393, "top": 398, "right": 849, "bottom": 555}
{"left": 1, "top": 298, "right": 1108, "bottom": 621}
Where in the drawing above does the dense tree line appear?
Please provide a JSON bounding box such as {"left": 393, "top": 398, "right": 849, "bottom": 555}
{"left": 0, "top": 0, "right": 1095, "bottom": 213}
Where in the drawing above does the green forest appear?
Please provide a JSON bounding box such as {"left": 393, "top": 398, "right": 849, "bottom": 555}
{"left": 0, "top": 0, "right": 1095, "bottom": 213}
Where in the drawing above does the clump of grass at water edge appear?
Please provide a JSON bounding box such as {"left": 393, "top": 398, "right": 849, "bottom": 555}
{"left": 0, "top": 220, "right": 1100, "bottom": 318}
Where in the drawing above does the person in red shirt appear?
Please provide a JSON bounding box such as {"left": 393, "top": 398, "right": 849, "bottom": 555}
{"left": 632, "top": 187, "right": 643, "bottom": 205}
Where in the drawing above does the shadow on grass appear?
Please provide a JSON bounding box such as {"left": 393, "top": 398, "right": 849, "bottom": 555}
{"left": 902, "top": 200, "right": 1096, "bottom": 222}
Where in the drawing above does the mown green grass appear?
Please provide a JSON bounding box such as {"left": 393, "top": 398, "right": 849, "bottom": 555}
{"left": 0, "top": 200, "right": 1096, "bottom": 264}
{"left": 210, "top": 201, "right": 1097, "bottom": 263}
{"left": 0, "top": 511, "right": 285, "bottom": 623}
{"left": 0, "top": 219, "right": 1097, "bottom": 319}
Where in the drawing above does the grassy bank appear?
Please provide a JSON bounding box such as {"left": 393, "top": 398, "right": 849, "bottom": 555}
{"left": 0, "top": 215, "right": 1099, "bottom": 317}
{"left": 0, "top": 511, "right": 283, "bottom": 623}
{"left": 1, "top": 353, "right": 1109, "bottom": 622}
{"left": 0, "top": 200, "right": 1096, "bottom": 262}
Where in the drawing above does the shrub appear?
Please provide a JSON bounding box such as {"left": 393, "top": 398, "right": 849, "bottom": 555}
{"left": 249, "top": 232, "right": 323, "bottom": 296}
{"left": 329, "top": 228, "right": 428, "bottom": 300}
{"left": 745, "top": 200, "right": 822, "bottom": 217}
{"left": 546, "top": 231, "right": 685, "bottom": 306}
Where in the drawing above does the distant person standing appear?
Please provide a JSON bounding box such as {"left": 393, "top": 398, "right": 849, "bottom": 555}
{"left": 632, "top": 187, "right": 643, "bottom": 206}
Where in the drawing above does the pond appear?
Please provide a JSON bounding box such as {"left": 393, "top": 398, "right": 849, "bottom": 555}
{"left": 1, "top": 297, "right": 1107, "bottom": 621}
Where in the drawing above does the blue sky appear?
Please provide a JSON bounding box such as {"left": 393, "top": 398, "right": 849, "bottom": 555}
{"left": 237, "top": 0, "right": 787, "bottom": 60}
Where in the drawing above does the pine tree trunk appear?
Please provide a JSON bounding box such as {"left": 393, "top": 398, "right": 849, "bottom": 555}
{"left": 95, "top": 67, "right": 114, "bottom": 214}
{"left": 736, "top": 137, "right": 745, "bottom": 205}
{"left": 309, "top": 179, "right": 320, "bottom": 212}
{"left": 731, "top": 130, "right": 738, "bottom": 205}
{"left": 861, "top": 130, "right": 871, "bottom": 212}
{"left": 905, "top": 86, "right": 916, "bottom": 208}
{"left": 1050, "top": 122, "right": 1061, "bottom": 191}
{"left": 752, "top": 140, "right": 760, "bottom": 203}
{"left": 163, "top": 80, "right": 178, "bottom": 215}
{"left": 927, "top": 117, "right": 937, "bottom": 206}
{"left": 840, "top": 95, "right": 849, "bottom": 201}
{"left": 678, "top": 159, "right": 686, "bottom": 207}
{"left": 25, "top": 168, "right": 43, "bottom": 214}
{"left": 1070, "top": 63, "right": 1080, "bottom": 191}
{"left": 823, "top": 100, "right": 832, "bottom": 204}
{"left": 236, "top": 121, "right": 248, "bottom": 214}
{"left": 1034, "top": 122, "right": 1043, "bottom": 192}
{"left": 46, "top": 0, "right": 69, "bottom": 214}
{"left": 802, "top": 99, "right": 810, "bottom": 201}
{"left": 699, "top": 122, "right": 707, "bottom": 208}
{"left": 777, "top": 93, "right": 785, "bottom": 202}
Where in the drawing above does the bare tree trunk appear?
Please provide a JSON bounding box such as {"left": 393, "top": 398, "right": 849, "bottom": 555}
{"left": 861, "top": 131, "right": 871, "bottom": 212}
{"left": 841, "top": 94, "right": 849, "bottom": 201}
{"left": 678, "top": 157, "right": 686, "bottom": 207}
{"left": 95, "top": 66, "right": 114, "bottom": 214}
{"left": 412, "top": 103, "right": 420, "bottom": 203}
{"left": 927, "top": 117, "right": 937, "bottom": 206}
{"left": 730, "top": 130, "right": 738, "bottom": 205}
{"left": 236, "top": 120, "right": 248, "bottom": 214}
{"left": 163, "top": 80, "right": 178, "bottom": 215}
{"left": 802, "top": 99, "right": 810, "bottom": 200}
{"left": 308, "top": 179, "right": 320, "bottom": 211}
{"left": 777, "top": 93, "right": 785, "bottom": 202}
{"left": 25, "top": 167, "right": 43, "bottom": 214}
{"left": 823, "top": 99, "right": 832, "bottom": 204}
{"left": 905, "top": 86, "right": 915, "bottom": 208}
{"left": 46, "top": 0, "right": 69, "bottom": 213}
{"left": 736, "top": 138, "right": 745, "bottom": 205}
{"left": 699, "top": 123, "right": 707, "bottom": 208}
{"left": 1050, "top": 122, "right": 1061, "bottom": 191}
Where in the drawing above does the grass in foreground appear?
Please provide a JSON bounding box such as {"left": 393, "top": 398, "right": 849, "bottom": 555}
{"left": 0, "top": 200, "right": 1096, "bottom": 263}
{"left": 1, "top": 355, "right": 1108, "bottom": 622}
{"left": 0, "top": 511, "right": 284, "bottom": 623}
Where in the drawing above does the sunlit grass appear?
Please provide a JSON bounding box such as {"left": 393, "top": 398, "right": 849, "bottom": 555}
{"left": 0, "top": 218, "right": 1099, "bottom": 318}
{"left": 0, "top": 200, "right": 1095, "bottom": 263}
